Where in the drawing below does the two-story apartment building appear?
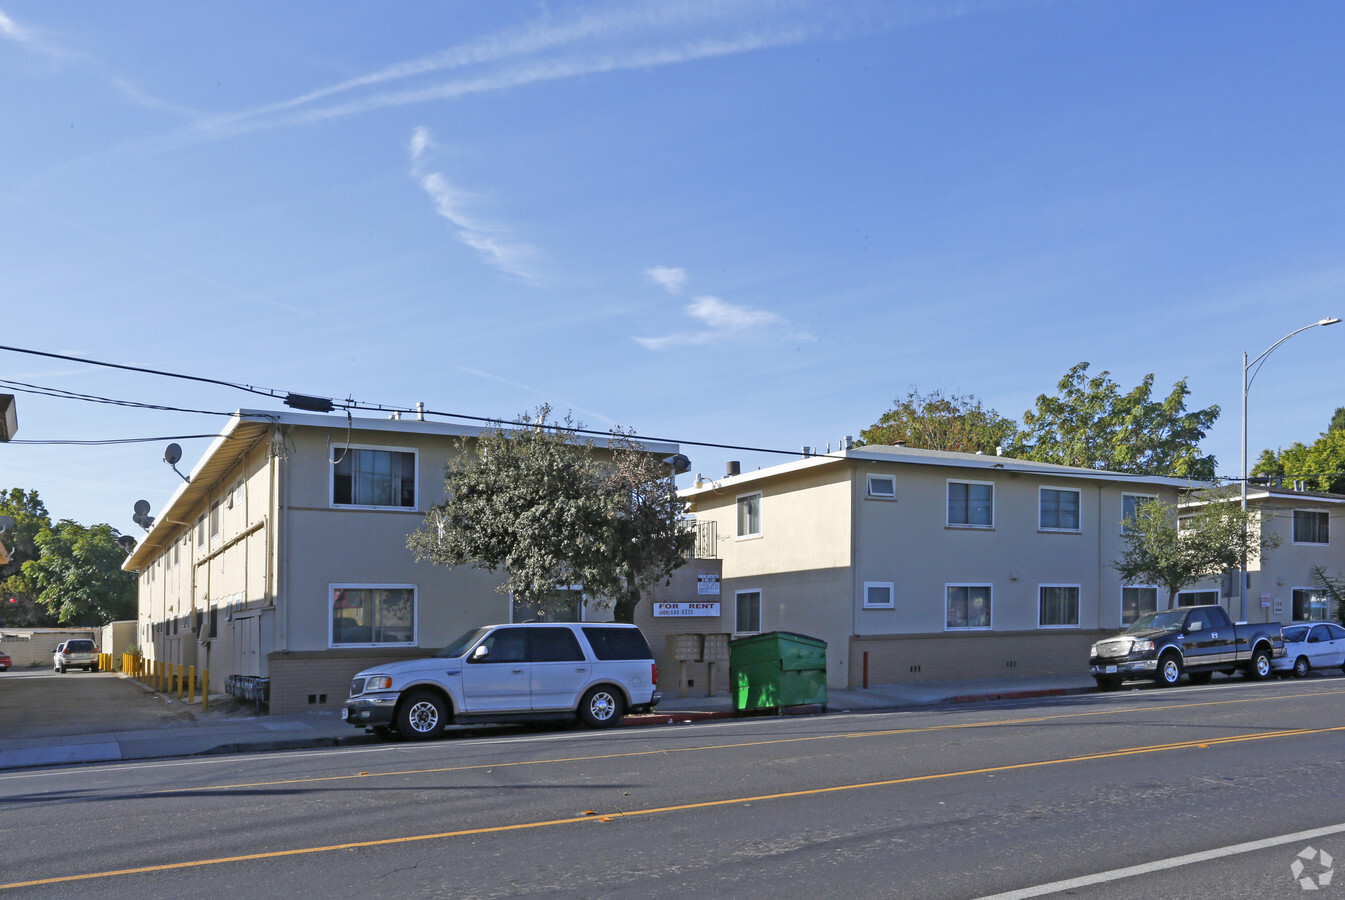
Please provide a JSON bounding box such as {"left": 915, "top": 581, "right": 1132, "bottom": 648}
{"left": 680, "top": 445, "right": 1203, "bottom": 689}
{"left": 1182, "top": 486, "right": 1345, "bottom": 624}
{"left": 121, "top": 409, "right": 684, "bottom": 713}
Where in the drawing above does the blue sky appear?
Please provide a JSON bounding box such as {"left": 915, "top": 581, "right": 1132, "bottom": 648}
{"left": 3, "top": 0, "right": 1344, "bottom": 534}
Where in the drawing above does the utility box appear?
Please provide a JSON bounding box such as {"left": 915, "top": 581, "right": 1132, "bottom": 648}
{"left": 729, "top": 631, "right": 827, "bottom": 712}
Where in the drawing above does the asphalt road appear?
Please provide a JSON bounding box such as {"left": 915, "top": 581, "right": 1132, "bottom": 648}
{"left": 1, "top": 675, "right": 1343, "bottom": 898}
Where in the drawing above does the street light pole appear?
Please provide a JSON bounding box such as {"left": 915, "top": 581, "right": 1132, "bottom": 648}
{"left": 1239, "top": 317, "right": 1340, "bottom": 620}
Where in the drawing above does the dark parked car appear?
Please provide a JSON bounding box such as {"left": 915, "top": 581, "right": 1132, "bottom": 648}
{"left": 0, "top": 651, "right": 11, "bottom": 672}
{"left": 1089, "top": 605, "right": 1284, "bottom": 690}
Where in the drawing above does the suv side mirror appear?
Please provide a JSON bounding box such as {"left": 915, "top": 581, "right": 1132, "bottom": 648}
{"left": 471, "top": 645, "right": 490, "bottom": 661}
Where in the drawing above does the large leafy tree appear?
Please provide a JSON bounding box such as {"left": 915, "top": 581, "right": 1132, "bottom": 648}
{"left": 408, "top": 407, "right": 693, "bottom": 623}
{"left": 1252, "top": 408, "right": 1345, "bottom": 494}
{"left": 859, "top": 388, "right": 1017, "bottom": 454}
{"left": 0, "top": 488, "right": 57, "bottom": 626}
{"left": 1012, "top": 363, "right": 1219, "bottom": 477}
{"left": 22, "top": 520, "right": 137, "bottom": 625}
{"left": 1112, "top": 491, "right": 1278, "bottom": 608}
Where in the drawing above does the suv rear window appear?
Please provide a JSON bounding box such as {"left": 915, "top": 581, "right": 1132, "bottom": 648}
{"left": 581, "top": 627, "right": 652, "bottom": 661}
{"left": 66, "top": 640, "right": 95, "bottom": 652}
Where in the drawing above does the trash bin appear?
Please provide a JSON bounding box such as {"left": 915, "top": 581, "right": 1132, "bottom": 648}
{"left": 729, "top": 631, "right": 827, "bottom": 712}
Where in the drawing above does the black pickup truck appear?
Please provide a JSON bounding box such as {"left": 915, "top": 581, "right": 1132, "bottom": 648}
{"left": 1089, "top": 604, "right": 1284, "bottom": 690}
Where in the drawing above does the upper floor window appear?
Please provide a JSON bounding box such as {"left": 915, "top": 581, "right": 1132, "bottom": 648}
{"left": 866, "top": 474, "right": 896, "bottom": 500}
{"left": 947, "top": 481, "right": 993, "bottom": 528}
{"left": 209, "top": 499, "right": 221, "bottom": 539}
{"left": 1293, "top": 510, "right": 1329, "bottom": 545}
{"left": 736, "top": 492, "right": 761, "bottom": 538}
{"left": 1040, "top": 487, "right": 1081, "bottom": 532}
{"left": 333, "top": 447, "right": 417, "bottom": 509}
{"left": 1121, "top": 493, "right": 1157, "bottom": 534}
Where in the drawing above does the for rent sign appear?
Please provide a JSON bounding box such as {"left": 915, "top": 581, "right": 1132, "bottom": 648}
{"left": 653, "top": 602, "right": 721, "bottom": 617}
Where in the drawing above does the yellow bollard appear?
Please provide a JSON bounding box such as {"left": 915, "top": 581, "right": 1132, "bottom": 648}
{"left": 177, "top": 664, "right": 184, "bottom": 700}
{"left": 202, "top": 670, "right": 209, "bottom": 711}
{"left": 188, "top": 666, "right": 195, "bottom": 704}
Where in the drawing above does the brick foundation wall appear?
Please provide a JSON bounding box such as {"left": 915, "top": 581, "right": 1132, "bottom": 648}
{"left": 266, "top": 649, "right": 426, "bottom": 715}
{"left": 848, "top": 630, "right": 1109, "bottom": 687}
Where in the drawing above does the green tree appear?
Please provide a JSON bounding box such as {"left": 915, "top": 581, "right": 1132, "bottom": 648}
{"left": 1310, "top": 565, "right": 1345, "bottom": 627}
{"left": 858, "top": 388, "right": 1017, "bottom": 454}
{"left": 22, "top": 520, "right": 137, "bottom": 624}
{"left": 0, "top": 488, "right": 57, "bottom": 626}
{"left": 1112, "top": 491, "right": 1278, "bottom": 608}
{"left": 1012, "top": 362, "right": 1219, "bottom": 476}
{"left": 407, "top": 407, "right": 693, "bottom": 623}
{"left": 1253, "top": 410, "right": 1345, "bottom": 494}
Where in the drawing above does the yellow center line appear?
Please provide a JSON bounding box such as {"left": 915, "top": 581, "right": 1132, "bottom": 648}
{"left": 148, "top": 686, "right": 1345, "bottom": 795}
{"left": 6, "top": 721, "right": 1344, "bottom": 891}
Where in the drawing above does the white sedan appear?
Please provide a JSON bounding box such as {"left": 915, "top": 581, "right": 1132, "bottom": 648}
{"left": 1273, "top": 622, "right": 1345, "bottom": 678}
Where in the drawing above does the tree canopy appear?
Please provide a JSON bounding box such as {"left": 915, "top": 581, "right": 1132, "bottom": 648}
{"left": 407, "top": 407, "right": 693, "bottom": 623}
{"left": 858, "top": 388, "right": 1017, "bottom": 454}
{"left": 0, "top": 488, "right": 57, "bottom": 626}
{"left": 21, "top": 519, "right": 137, "bottom": 625}
{"left": 1253, "top": 408, "right": 1345, "bottom": 494}
{"left": 1011, "top": 362, "right": 1219, "bottom": 477}
{"left": 1112, "top": 491, "right": 1277, "bottom": 607}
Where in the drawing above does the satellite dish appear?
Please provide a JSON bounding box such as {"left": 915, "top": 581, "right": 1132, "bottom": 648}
{"left": 134, "top": 499, "right": 150, "bottom": 517}
{"left": 0, "top": 515, "right": 14, "bottom": 534}
{"left": 117, "top": 534, "right": 136, "bottom": 552}
{"left": 163, "top": 443, "right": 182, "bottom": 465}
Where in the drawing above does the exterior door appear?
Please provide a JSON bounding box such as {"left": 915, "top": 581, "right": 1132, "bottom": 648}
{"left": 461, "top": 627, "right": 531, "bottom": 712}
{"left": 527, "top": 628, "right": 590, "bottom": 710}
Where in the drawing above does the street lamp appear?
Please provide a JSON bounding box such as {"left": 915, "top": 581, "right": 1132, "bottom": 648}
{"left": 1239, "top": 316, "right": 1340, "bottom": 620}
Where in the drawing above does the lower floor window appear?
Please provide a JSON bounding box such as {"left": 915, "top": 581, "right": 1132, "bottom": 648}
{"left": 946, "top": 584, "right": 991, "bottom": 630}
{"left": 331, "top": 585, "right": 416, "bottom": 646}
{"left": 736, "top": 590, "right": 762, "bottom": 634}
{"left": 1122, "top": 586, "right": 1159, "bottom": 625}
{"left": 1039, "top": 585, "right": 1080, "bottom": 627}
{"left": 1176, "top": 590, "right": 1219, "bottom": 608}
{"left": 1293, "top": 589, "right": 1331, "bottom": 621}
{"left": 513, "top": 586, "right": 583, "bottom": 623}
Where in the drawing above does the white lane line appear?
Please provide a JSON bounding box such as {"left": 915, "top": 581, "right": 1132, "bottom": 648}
{"left": 976, "top": 822, "right": 1345, "bottom": 899}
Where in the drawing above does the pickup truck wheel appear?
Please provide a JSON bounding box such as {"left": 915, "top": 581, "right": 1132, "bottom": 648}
{"left": 1247, "top": 649, "right": 1273, "bottom": 681}
{"left": 578, "top": 686, "right": 625, "bottom": 728}
{"left": 1187, "top": 671, "right": 1213, "bottom": 685}
{"left": 1292, "top": 656, "right": 1311, "bottom": 679}
{"left": 396, "top": 691, "right": 447, "bottom": 741}
{"left": 1156, "top": 654, "right": 1182, "bottom": 687}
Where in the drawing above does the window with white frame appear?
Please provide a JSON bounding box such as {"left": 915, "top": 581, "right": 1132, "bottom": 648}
{"left": 1121, "top": 586, "right": 1159, "bottom": 625}
{"left": 1176, "top": 589, "right": 1219, "bottom": 607}
{"left": 1039, "top": 584, "right": 1080, "bottom": 627}
{"left": 330, "top": 584, "right": 416, "bottom": 647}
{"left": 736, "top": 492, "right": 761, "bottom": 538}
{"left": 1040, "top": 487, "right": 1081, "bottom": 532}
{"left": 946, "top": 584, "right": 992, "bottom": 630}
{"left": 1292, "top": 588, "right": 1331, "bottom": 621}
{"left": 209, "top": 499, "right": 221, "bottom": 539}
{"left": 863, "top": 582, "right": 895, "bottom": 609}
{"left": 1121, "top": 493, "right": 1157, "bottom": 534}
{"left": 333, "top": 447, "right": 417, "bottom": 509}
{"left": 735, "top": 590, "right": 762, "bottom": 634}
{"left": 866, "top": 474, "right": 897, "bottom": 500}
{"left": 947, "top": 481, "right": 994, "bottom": 528}
{"left": 1293, "top": 510, "right": 1329, "bottom": 545}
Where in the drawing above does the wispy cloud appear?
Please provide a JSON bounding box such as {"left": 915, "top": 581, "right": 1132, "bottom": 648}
{"left": 645, "top": 266, "right": 687, "bottom": 294}
{"left": 635, "top": 275, "right": 815, "bottom": 350}
{"left": 408, "top": 127, "right": 537, "bottom": 281}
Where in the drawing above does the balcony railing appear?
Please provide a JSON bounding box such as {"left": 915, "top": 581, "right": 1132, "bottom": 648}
{"left": 687, "top": 518, "right": 717, "bottom": 559}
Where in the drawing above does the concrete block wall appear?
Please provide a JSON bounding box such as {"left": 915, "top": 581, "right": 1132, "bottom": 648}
{"left": 267, "top": 649, "right": 425, "bottom": 715}
{"left": 848, "top": 631, "right": 1107, "bottom": 687}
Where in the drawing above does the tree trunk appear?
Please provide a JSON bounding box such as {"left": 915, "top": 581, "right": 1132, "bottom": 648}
{"left": 612, "top": 585, "right": 641, "bottom": 624}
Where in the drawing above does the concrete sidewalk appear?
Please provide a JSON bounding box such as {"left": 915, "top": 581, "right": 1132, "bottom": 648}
{"left": 0, "top": 672, "right": 1098, "bottom": 771}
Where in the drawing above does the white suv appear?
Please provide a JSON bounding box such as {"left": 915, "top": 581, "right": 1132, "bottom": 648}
{"left": 343, "top": 623, "right": 660, "bottom": 740}
{"left": 53, "top": 639, "right": 99, "bottom": 673}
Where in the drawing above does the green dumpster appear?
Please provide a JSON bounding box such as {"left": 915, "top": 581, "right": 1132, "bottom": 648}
{"left": 729, "top": 631, "right": 827, "bottom": 712}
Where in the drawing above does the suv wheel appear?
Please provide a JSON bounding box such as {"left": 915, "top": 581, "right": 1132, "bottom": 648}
{"left": 396, "top": 691, "right": 447, "bottom": 741}
{"left": 578, "top": 686, "right": 625, "bottom": 729}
